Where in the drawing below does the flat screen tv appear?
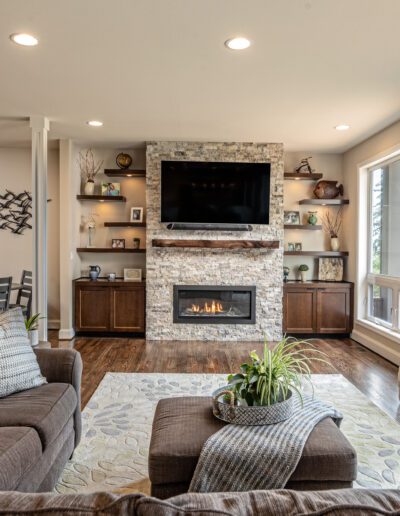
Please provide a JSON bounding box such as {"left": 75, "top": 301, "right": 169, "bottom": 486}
{"left": 161, "top": 161, "right": 270, "bottom": 225}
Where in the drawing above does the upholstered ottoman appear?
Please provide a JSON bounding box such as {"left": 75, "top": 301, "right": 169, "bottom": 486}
{"left": 149, "top": 397, "right": 357, "bottom": 499}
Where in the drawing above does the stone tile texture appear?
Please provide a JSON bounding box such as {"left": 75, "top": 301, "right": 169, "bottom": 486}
{"left": 146, "top": 141, "right": 284, "bottom": 340}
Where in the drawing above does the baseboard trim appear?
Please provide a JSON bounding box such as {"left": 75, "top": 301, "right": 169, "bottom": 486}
{"left": 58, "top": 328, "right": 75, "bottom": 340}
{"left": 351, "top": 328, "right": 400, "bottom": 366}
{"left": 48, "top": 319, "right": 60, "bottom": 330}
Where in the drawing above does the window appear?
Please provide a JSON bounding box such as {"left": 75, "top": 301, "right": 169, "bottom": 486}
{"left": 366, "top": 158, "right": 400, "bottom": 331}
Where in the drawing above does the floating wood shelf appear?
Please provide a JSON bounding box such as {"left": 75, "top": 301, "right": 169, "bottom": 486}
{"left": 284, "top": 173, "right": 323, "bottom": 180}
{"left": 77, "top": 195, "right": 126, "bottom": 202}
{"left": 284, "top": 251, "right": 349, "bottom": 257}
{"left": 104, "top": 169, "right": 146, "bottom": 178}
{"left": 299, "top": 199, "right": 349, "bottom": 205}
{"left": 76, "top": 247, "right": 146, "bottom": 253}
{"left": 104, "top": 222, "right": 146, "bottom": 227}
{"left": 284, "top": 224, "right": 322, "bottom": 230}
{"left": 152, "top": 239, "right": 279, "bottom": 250}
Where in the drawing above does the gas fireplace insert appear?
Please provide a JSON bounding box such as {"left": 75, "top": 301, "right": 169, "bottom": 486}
{"left": 173, "top": 285, "right": 256, "bottom": 324}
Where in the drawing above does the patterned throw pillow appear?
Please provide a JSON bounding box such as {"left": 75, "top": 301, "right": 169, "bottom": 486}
{"left": 0, "top": 307, "right": 46, "bottom": 398}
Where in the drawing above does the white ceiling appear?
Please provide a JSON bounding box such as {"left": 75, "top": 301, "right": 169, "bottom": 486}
{"left": 1, "top": 0, "right": 400, "bottom": 152}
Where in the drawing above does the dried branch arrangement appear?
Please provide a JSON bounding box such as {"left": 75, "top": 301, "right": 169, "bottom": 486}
{"left": 323, "top": 208, "right": 343, "bottom": 238}
{"left": 77, "top": 149, "right": 103, "bottom": 182}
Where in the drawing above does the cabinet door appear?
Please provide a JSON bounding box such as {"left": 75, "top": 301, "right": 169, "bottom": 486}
{"left": 75, "top": 286, "right": 111, "bottom": 331}
{"left": 283, "top": 289, "right": 316, "bottom": 333}
{"left": 111, "top": 286, "right": 145, "bottom": 332}
{"left": 316, "top": 288, "right": 350, "bottom": 333}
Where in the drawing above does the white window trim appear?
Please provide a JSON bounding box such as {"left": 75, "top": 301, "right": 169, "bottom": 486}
{"left": 356, "top": 144, "right": 400, "bottom": 338}
{"left": 366, "top": 274, "right": 400, "bottom": 331}
{"left": 356, "top": 318, "right": 400, "bottom": 346}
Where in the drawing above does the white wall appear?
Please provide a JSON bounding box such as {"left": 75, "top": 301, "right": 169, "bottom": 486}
{"left": 283, "top": 152, "right": 344, "bottom": 280}
{"left": 0, "top": 147, "right": 60, "bottom": 324}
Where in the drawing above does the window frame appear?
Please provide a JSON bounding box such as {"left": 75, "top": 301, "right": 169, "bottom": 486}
{"left": 366, "top": 156, "right": 400, "bottom": 332}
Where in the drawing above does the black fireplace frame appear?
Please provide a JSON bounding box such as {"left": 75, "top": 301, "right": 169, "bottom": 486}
{"left": 173, "top": 285, "right": 256, "bottom": 324}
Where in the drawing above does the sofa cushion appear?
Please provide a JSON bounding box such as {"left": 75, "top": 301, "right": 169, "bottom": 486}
{"left": 0, "top": 427, "right": 42, "bottom": 491}
{"left": 149, "top": 397, "right": 357, "bottom": 487}
{"left": 0, "top": 383, "right": 77, "bottom": 450}
{"left": 0, "top": 308, "right": 46, "bottom": 398}
{"left": 0, "top": 489, "right": 398, "bottom": 516}
{"left": 137, "top": 489, "right": 400, "bottom": 516}
{"left": 0, "top": 491, "right": 141, "bottom": 515}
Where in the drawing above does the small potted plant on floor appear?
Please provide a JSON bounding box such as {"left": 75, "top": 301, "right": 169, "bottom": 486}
{"left": 298, "top": 264, "right": 309, "bottom": 282}
{"left": 212, "top": 337, "right": 328, "bottom": 425}
{"left": 25, "top": 313, "right": 42, "bottom": 347}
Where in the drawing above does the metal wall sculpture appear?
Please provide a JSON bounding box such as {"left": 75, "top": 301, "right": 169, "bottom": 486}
{"left": 0, "top": 190, "right": 32, "bottom": 234}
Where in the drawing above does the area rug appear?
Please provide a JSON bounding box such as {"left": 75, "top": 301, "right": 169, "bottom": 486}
{"left": 55, "top": 373, "right": 400, "bottom": 494}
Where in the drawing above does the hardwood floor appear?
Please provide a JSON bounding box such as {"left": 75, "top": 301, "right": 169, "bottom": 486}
{"left": 47, "top": 332, "right": 400, "bottom": 423}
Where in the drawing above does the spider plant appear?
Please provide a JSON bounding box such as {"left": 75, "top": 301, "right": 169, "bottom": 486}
{"left": 25, "top": 313, "right": 43, "bottom": 332}
{"left": 227, "top": 336, "right": 330, "bottom": 406}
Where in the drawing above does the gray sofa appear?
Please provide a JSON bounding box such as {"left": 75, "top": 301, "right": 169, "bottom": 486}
{"left": 0, "top": 348, "right": 82, "bottom": 492}
{"left": 0, "top": 488, "right": 398, "bottom": 515}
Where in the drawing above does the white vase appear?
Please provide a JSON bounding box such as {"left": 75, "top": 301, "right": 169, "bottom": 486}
{"left": 28, "top": 329, "right": 39, "bottom": 347}
{"left": 84, "top": 181, "right": 95, "bottom": 195}
{"left": 300, "top": 271, "right": 307, "bottom": 282}
{"left": 330, "top": 237, "right": 340, "bottom": 251}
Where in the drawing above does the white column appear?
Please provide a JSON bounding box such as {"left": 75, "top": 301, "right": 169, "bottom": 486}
{"left": 30, "top": 116, "right": 49, "bottom": 342}
{"left": 58, "top": 140, "right": 76, "bottom": 339}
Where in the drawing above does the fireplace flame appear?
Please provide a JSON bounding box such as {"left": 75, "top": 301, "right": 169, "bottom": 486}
{"left": 191, "top": 301, "right": 224, "bottom": 314}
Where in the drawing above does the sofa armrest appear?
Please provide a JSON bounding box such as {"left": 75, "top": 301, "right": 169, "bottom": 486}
{"left": 34, "top": 348, "right": 83, "bottom": 447}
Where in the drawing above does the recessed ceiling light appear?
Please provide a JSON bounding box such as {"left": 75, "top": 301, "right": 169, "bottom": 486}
{"left": 334, "top": 124, "right": 350, "bottom": 131}
{"left": 10, "top": 33, "right": 38, "bottom": 46}
{"left": 224, "top": 37, "right": 251, "bottom": 50}
{"left": 87, "top": 120, "right": 103, "bottom": 127}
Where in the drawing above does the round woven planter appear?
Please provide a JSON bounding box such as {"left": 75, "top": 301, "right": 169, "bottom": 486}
{"left": 212, "top": 386, "right": 294, "bottom": 426}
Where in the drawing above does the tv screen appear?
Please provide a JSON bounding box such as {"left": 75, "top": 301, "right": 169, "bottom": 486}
{"left": 161, "top": 161, "right": 270, "bottom": 225}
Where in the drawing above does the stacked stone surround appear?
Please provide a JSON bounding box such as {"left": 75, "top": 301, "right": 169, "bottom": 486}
{"left": 146, "top": 141, "right": 284, "bottom": 341}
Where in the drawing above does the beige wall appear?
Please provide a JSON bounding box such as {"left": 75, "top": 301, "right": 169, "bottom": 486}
{"left": 343, "top": 120, "right": 400, "bottom": 365}
{"left": 284, "top": 152, "right": 344, "bottom": 280}
{"left": 73, "top": 147, "right": 146, "bottom": 279}
{"left": 0, "top": 147, "right": 60, "bottom": 324}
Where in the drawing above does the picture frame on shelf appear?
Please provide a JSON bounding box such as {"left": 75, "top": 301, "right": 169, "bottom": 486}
{"left": 318, "top": 257, "right": 344, "bottom": 281}
{"left": 295, "top": 242, "right": 302, "bottom": 251}
{"left": 130, "top": 207, "right": 144, "bottom": 223}
{"left": 101, "top": 182, "right": 121, "bottom": 196}
{"left": 124, "top": 268, "right": 142, "bottom": 282}
{"left": 287, "top": 242, "right": 295, "bottom": 252}
{"left": 284, "top": 211, "right": 301, "bottom": 225}
{"left": 112, "top": 238, "right": 125, "bottom": 249}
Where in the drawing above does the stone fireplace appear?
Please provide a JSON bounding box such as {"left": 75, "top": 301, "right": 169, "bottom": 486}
{"left": 173, "top": 285, "right": 256, "bottom": 324}
{"left": 146, "top": 141, "right": 284, "bottom": 341}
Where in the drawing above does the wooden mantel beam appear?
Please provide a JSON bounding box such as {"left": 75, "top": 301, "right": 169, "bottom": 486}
{"left": 151, "top": 239, "right": 280, "bottom": 250}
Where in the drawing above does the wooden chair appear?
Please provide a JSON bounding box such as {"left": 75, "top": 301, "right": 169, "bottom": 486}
{"left": 10, "top": 270, "right": 32, "bottom": 318}
{"left": 0, "top": 277, "right": 12, "bottom": 312}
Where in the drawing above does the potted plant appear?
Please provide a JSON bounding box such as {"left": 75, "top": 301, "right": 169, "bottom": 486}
{"left": 25, "top": 313, "right": 43, "bottom": 347}
{"left": 77, "top": 149, "right": 103, "bottom": 195}
{"left": 212, "top": 338, "right": 327, "bottom": 425}
{"left": 323, "top": 208, "right": 343, "bottom": 251}
{"left": 298, "top": 264, "right": 309, "bottom": 282}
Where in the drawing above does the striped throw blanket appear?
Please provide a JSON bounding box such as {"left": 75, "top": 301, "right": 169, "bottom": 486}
{"left": 189, "top": 395, "right": 342, "bottom": 493}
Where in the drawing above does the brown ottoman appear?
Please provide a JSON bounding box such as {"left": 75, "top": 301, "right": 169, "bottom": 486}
{"left": 149, "top": 397, "right": 357, "bottom": 499}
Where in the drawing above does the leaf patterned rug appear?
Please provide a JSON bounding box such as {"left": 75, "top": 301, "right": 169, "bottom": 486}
{"left": 55, "top": 373, "right": 400, "bottom": 494}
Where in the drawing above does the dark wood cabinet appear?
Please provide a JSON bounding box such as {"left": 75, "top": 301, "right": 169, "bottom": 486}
{"left": 283, "top": 282, "right": 353, "bottom": 335}
{"left": 284, "top": 287, "right": 316, "bottom": 333}
{"left": 75, "top": 279, "right": 145, "bottom": 334}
